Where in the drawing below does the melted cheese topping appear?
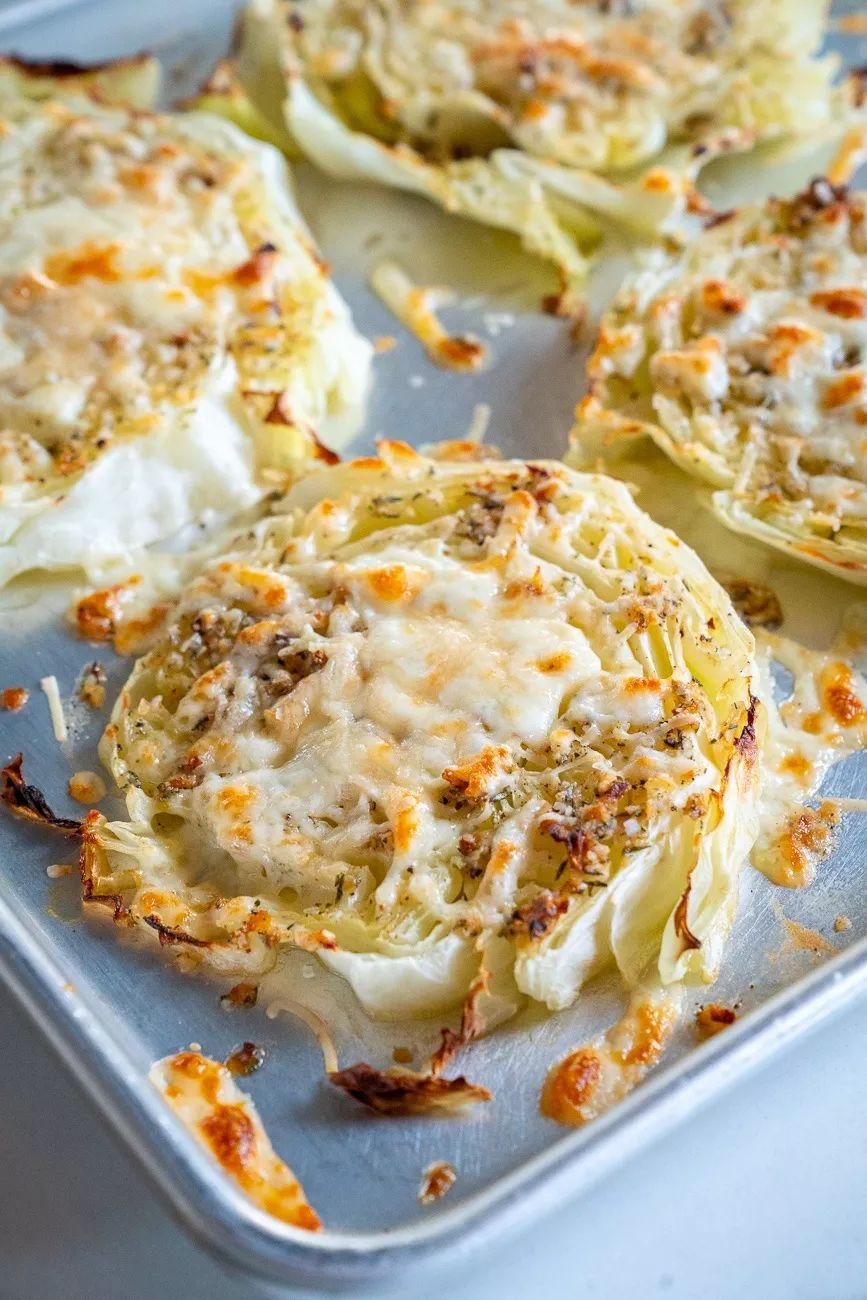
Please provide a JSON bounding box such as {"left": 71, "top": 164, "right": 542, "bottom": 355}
{"left": 574, "top": 183, "right": 867, "bottom": 583}
{"left": 150, "top": 1051, "right": 320, "bottom": 1230}
{"left": 752, "top": 629, "right": 867, "bottom": 887}
{"left": 0, "top": 93, "right": 370, "bottom": 585}
{"left": 85, "top": 447, "right": 760, "bottom": 1022}
{"left": 279, "top": 0, "right": 831, "bottom": 172}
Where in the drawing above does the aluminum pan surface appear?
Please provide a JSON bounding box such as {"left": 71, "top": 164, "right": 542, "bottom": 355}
{"left": 1, "top": 0, "right": 867, "bottom": 1288}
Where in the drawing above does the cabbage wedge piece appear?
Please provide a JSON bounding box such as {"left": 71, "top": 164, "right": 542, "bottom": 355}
{"left": 229, "top": 0, "right": 851, "bottom": 291}
{"left": 0, "top": 73, "right": 371, "bottom": 587}
{"left": 0, "top": 52, "right": 160, "bottom": 108}
{"left": 82, "top": 444, "right": 762, "bottom": 1027}
{"left": 571, "top": 182, "right": 867, "bottom": 584}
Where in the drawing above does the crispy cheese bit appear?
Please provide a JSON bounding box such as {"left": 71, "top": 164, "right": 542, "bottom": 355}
{"left": 150, "top": 1052, "right": 321, "bottom": 1231}
{"left": 541, "top": 985, "right": 682, "bottom": 1127}
{"left": 329, "top": 1061, "right": 491, "bottom": 1116}
{"left": 834, "top": 915, "right": 853, "bottom": 932}
{"left": 67, "top": 771, "right": 107, "bottom": 805}
{"left": 40, "top": 675, "right": 68, "bottom": 744}
{"left": 78, "top": 662, "right": 107, "bottom": 710}
{"left": 0, "top": 686, "right": 28, "bottom": 711}
{"left": 760, "top": 801, "right": 841, "bottom": 890}
{"left": 221, "top": 982, "right": 258, "bottom": 1011}
{"left": 419, "top": 1161, "right": 457, "bottom": 1204}
{"left": 695, "top": 1003, "right": 737, "bottom": 1038}
{"left": 225, "top": 1041, "right": 266, "bottom": 1077}
{"left": 369, "top": 261, "right": 486, "bottom": 372}
{"left": 0, "top": 753, "right": 81, "bottom": 834}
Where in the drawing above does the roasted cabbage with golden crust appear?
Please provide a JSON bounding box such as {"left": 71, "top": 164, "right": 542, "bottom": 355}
{"left": 0, "top": 67, "right": 370, "bottom": 587}
{"left": 82, "top": 445, "right": 762, "bottom": 1030}
{"left": 232, "top": 0, "right": 848, "bottom": 288}
{"left": 572, "top": 181, "right": 867, "bottom": 583}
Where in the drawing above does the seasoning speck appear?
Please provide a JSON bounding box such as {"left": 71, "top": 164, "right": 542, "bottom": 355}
{"left": 0, "top": 687, "right": 28, "bottom": 712}
{"left": 226, "top": 1041, "right": 266, "bottom": 1077}
{"left": 419, "top": 1160, "right": 456, "bottom": 1204}
{"left": 68, "top": 771, "right": 107, "bottom": 804}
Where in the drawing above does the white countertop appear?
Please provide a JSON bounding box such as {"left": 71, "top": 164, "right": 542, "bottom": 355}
{"left": 2, "top": 985, "right": 865, "bottom": 1300}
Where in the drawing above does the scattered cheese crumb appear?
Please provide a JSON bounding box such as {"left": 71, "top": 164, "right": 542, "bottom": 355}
{"left": 78, "top": 662, "right": 107, "bottom": 710}
{"left": 409, "top": 374, "right": 425, "bottom": 388}
{"left": 46, "top": 863, "right": 74, "bottom": 879}
{"left": 189, "top": 1041, "right": 202, "bottom": 1052}
{"left": 392, "top": 1046, "right": 414, "bottom": 1065}
{"left": 374, "top": 335, "right": 397, "bottom": 353}
{"left": 369, "top": 260, "right": 487, "bottom": 372}
{"left": 695, "top": 1003, "right": 737, "bottom": 1038}
{"left": 0, "top": 686, "right": 28, "bottom": 711}
{"left": 834, "top": 915, "right": 853, "bottom": 932}
{"left": 465, "top": 402, "right": 491, "bottom": 444}
{"left": 40, "top": 675, "right": 68, "bottom": 743}
{"left": 68, "top": 771, "right": 107, "bottom": 804}
{"left": 418, "top": 1161, "right": 457, "bottom": 1204}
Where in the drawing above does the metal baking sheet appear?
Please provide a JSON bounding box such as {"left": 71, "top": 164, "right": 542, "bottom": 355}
{"left": 2, "top": 0, "right": 867, "bottom": 1289}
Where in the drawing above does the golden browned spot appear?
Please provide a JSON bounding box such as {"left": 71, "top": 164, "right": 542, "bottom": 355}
{"left": 823, "top": 372, "right": 865, "bottom": 410}
{"left": 625, "top": 676, "right": 661, "bottom": 694}
{"left": 809, "top": 287, "right": 867, "bottom": 319}
{"left": 695, "top": 1004, "right": 736, "bottom": 1038}
{"left": 435, "top": 335, "right": 487, "bottom": 371}
{"left": 778, "top": 752, "right": 813, "bottom": 783}
{"left": 442, "top": 744, "right": 511, "bottom": 801}
{"left": 536, "top": 651, "right": 572, "bottom": 674}
{"left": 233, "top": 243, "right": 279, "bottom": 286}
{"left": 200, "top": 1103, "right": 257, "bottom": 1174}
{"left": 822, "top": 661, "right": 866, "bottom": 726}
{"left": 366, "top": 564, "right": 427, "bottom": 603}
{"left": 766, "top": 801, "right": 841, "bottom": 889}
{"left": 701, "top": 279, "right": 746, "bottom": 315}
{"left": 0, "top": 686, "right": 28, "bottom": 711}
{"left": 540, "top": 1048, "right": 602, "bottom": 1125}
{"left": 620, "top": 1000, "right": 673, "bottom": 1068}
{"left": 504, "top": 567, "right": 547, "bottom": 600}
{"left": 45, "top": 241, "right": 121, "bottom": 285}
{"left": 393, "top": 801, "right": 419, "bottom": 854}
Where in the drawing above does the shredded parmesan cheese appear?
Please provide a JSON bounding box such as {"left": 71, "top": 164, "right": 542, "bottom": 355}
{"left": 40, "top": 675, "right": 68, "bottom": 744}
{"left": 369, "top": 261, "right": 487, "bottom": 372}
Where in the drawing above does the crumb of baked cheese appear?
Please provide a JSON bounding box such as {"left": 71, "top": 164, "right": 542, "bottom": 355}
{"left": 68, "top": 771, "right": 107, "bottom": 804}
{"left": 0, "top": 686, "right": 28, "bottom": 711}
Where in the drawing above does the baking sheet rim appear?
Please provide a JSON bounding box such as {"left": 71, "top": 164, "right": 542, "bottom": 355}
{"left": 2, "top": 876, "right": 866, "bottom": 1287}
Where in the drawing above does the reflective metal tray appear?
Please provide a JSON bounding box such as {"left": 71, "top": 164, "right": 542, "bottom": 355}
{"left": 2, "top": 0, "right": 867, "bottom": 1289}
